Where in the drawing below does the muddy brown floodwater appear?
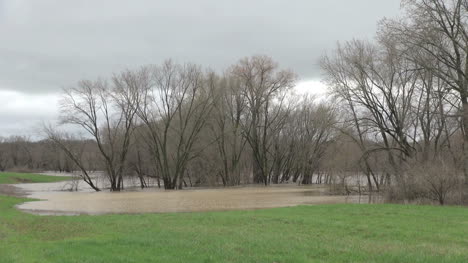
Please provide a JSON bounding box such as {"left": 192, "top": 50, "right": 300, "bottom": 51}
{"left": 12, "top": 179, "right": 377, "bottom": 215}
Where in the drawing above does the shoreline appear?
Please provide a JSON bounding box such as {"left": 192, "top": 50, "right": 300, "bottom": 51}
{"left": 0, "top": 184, "right": 27, "bottom": 197}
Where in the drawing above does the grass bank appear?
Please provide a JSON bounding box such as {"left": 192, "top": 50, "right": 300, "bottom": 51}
{"left": 0, "top": 174, "right": 467, "bottom": 262}
{"left": 0, "top": 172, "right": 69, "bottom": 184}
{"left": 1, "top": 194, "right": 468, "bottom": 262}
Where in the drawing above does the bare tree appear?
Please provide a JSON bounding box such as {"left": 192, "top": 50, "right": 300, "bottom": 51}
{"left": 295, "top": 98, "right": 337, "bottom": 185}
{"left": 382, "top": 0, "right": 468, "bottom": 181}
{"left": 208, "top": 74, "right": 248, "bottom": 186}
{"left": 55, "top": 68, "right": 146, "bottom": 191}
{"left": 321, "top": 39, "right": 422, "bottom": 193}
{"left": 231, "top": 55, "right": 296, "bottom": 185}
{"left": 137, "top": 61, "right": 214, "bottom": 189}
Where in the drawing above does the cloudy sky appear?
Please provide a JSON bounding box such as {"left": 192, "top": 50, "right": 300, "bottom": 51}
{"left": 0, "top": 0, "right": 402, "bottom": 137}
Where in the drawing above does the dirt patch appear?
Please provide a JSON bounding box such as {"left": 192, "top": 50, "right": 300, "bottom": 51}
{"left": 0, "top": 184, "right": 27, "bottom": 197}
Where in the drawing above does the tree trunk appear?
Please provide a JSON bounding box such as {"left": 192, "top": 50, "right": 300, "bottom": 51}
{"left": 461, "top": 96, "right": 468, "bottom": 200}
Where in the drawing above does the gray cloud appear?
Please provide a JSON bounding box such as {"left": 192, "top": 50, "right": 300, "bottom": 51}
{"left": 0, "top": 0, "right": 401, "bottom": 136}
{"left": 1, "top": 0, "right": 401, "bottom": 93}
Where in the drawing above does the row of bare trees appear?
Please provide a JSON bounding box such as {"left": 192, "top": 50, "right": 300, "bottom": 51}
{"left": 0, "top": 136, "right": 85, "bottom": 173}
{"left": 38, "top": 56, "right": 336, "bottom": 191}
{"left": 320, "top": 0, "right": 468, "bottom": 204}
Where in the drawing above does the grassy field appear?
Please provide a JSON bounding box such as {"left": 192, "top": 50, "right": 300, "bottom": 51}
{"left": 0, "top": 174, "right": 468, "bottom": 262}
{"left": 0, "top": 172, "right": 69, "bottom": 184}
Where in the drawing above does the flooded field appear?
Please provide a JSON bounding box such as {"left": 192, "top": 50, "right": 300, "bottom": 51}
{"left": 14, "top": 179, "right": 375, "bottom": 215}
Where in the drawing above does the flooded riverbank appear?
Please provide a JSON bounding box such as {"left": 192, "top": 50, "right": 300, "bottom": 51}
{"left": 12, "top": 179, "right": 378, "bottom": 215}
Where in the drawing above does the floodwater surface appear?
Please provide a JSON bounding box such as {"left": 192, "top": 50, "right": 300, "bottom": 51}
{"left": 15, "top": 180, "right": 374, "bottom": 215}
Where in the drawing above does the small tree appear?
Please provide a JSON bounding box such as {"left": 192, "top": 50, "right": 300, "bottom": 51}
{"left": 410, "top": 160, "right": 462, "bottom": 205}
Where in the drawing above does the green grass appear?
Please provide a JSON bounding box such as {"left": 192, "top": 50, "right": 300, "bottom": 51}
{"left": 0, "top": 172, "right": 69, "bottom": 184}
{"left": 0, "top": 194, "right": 467, "bottom": 263}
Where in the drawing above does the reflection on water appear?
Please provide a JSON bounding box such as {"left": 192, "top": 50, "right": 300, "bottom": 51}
{"left": 15, "top": 181, "right": 380, "bottom": 216}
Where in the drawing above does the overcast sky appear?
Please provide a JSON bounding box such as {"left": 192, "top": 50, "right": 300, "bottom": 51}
{"left": 0, "top": 0, "right": 402, "bottom": 137}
